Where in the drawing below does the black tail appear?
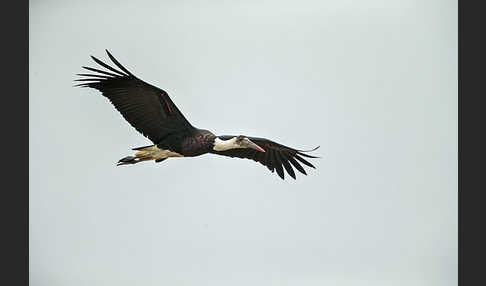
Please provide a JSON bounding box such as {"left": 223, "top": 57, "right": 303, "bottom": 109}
{"left": 117, "top": 156, "right": 139, "bottom": 166}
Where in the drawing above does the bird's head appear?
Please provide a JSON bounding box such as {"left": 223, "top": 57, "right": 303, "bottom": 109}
{"left": 234, "top": 135, "right": 266, "bottom": 152}
{"left": 213, "top": 135, "right": 266, "bottom": 152}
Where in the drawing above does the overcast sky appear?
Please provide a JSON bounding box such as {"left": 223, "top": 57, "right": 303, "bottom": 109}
{"left": 30, "top": 0, "right": 457, "bottom": 285}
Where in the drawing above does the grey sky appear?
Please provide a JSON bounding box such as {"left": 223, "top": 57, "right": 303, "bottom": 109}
{"left": 30, "top": 0, "right": 457, "bottom": 285}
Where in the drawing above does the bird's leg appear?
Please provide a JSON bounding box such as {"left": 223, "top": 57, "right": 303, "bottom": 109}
{"left": 117, "top": 149, "right": 155, "bottom": 166}
{"left": 116, "top": 146, "right": 181, "bottom": 166}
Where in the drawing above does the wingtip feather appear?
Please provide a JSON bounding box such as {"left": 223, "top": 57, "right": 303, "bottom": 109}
{"left": 105, "top": 49, "right": 135, "bottom": 77}
{"left": 296, "top": 146, "right": 321, "bottom": 158}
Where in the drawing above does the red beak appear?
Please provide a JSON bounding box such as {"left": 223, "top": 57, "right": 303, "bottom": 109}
{"left": 249, "top": 141, "right": 265, "bottom": 152}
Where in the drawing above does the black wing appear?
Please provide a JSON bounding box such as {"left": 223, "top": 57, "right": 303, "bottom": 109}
{"left": 75, "top": 50, "right": 194, "bottom": 143}
{"left": 211, "top": 136, "right": 319, "bottom": 180}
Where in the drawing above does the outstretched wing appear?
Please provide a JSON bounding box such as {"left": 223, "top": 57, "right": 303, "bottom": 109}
{"left": 75, "top": 50, "right": 194, "bottom": 143}
{"left": 211, "top": 136, "right": 319, "bottom": 180}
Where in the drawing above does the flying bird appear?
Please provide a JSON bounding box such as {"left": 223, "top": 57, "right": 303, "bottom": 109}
{"left": 75, "top": 50, "right": 319, "bottom": 180}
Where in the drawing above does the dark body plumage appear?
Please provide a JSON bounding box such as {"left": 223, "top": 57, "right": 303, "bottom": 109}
{"left": 75, "top": 50, "right": 319, "bottom": 180}
{"left": 160, "top": 128, "right": 217, "bottom": 157}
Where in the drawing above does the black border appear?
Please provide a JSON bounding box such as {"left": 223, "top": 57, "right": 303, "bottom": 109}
{"left": 459, "top": 0, "right": 484, "bottom": 285}
{"left": 1, "top": 1, "right": 28, "bottom": 285}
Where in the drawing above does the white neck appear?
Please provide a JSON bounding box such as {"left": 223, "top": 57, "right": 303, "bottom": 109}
{"left": 213, "top": 137, "right": 239, "bottom": 151}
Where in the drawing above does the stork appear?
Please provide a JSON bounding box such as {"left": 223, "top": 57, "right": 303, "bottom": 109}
{"left": 75, "top": 50, "right": 319, "bottom": 180}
